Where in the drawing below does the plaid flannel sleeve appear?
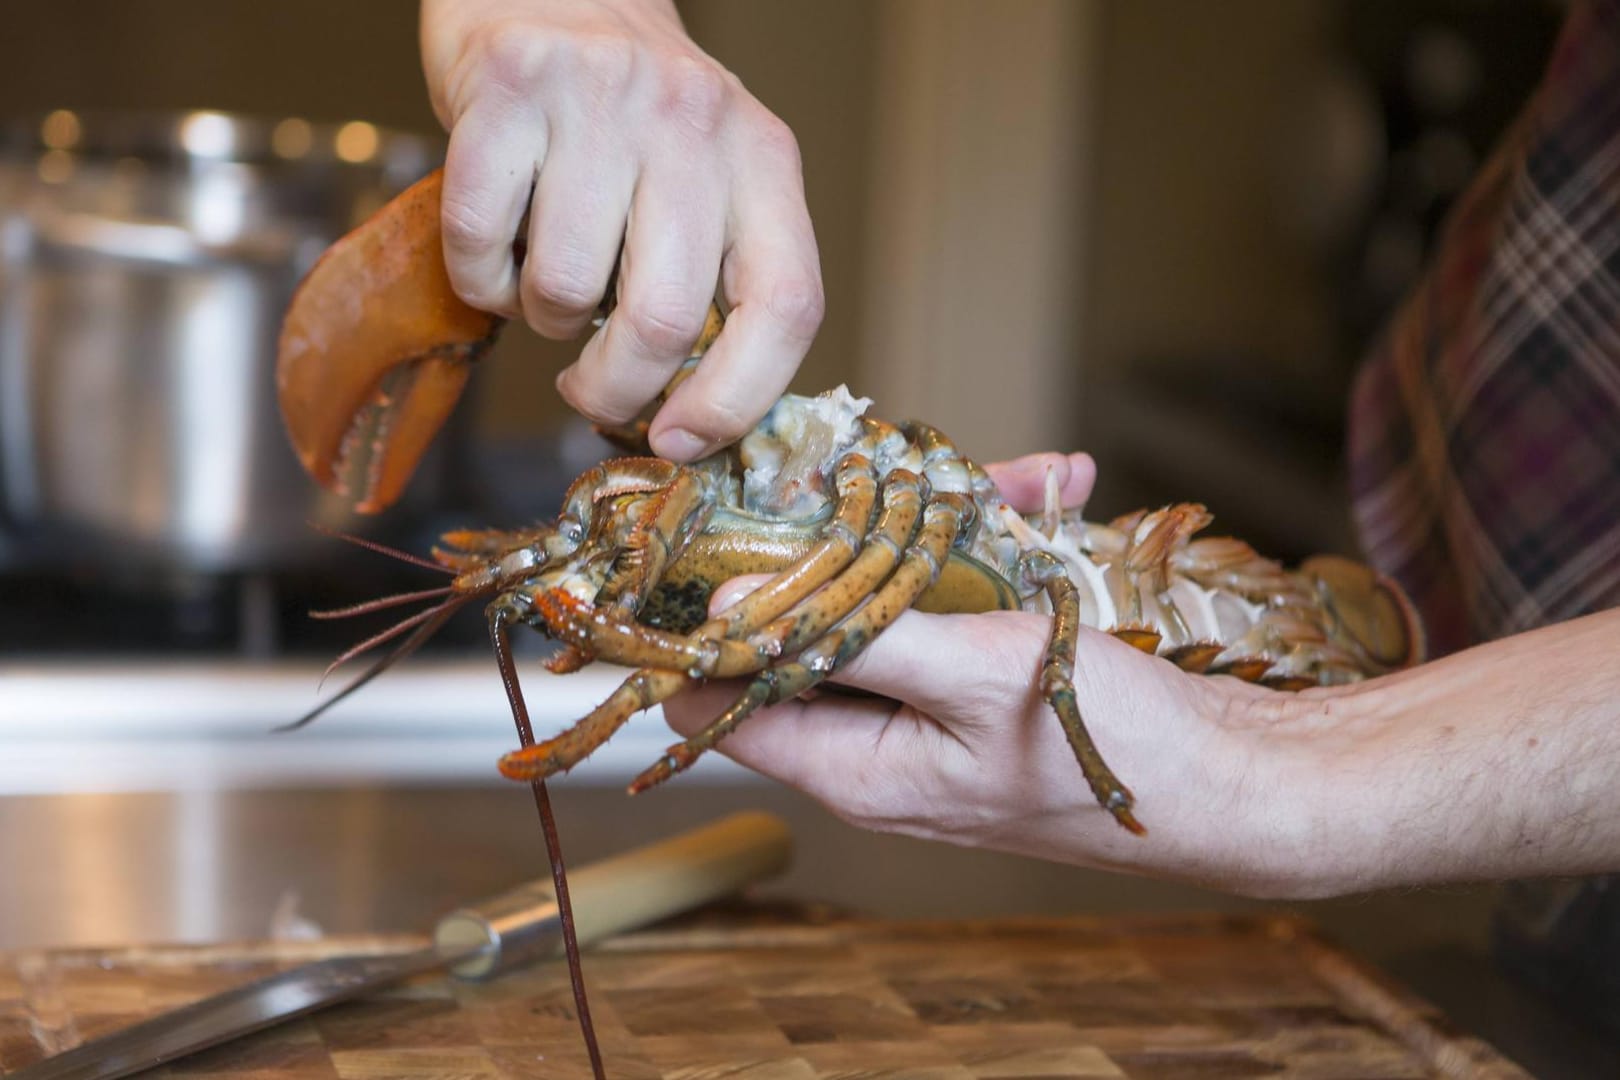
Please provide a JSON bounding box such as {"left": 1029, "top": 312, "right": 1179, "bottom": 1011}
{"left": 1349, "top": 0, "right": 1620, "bottom": 657}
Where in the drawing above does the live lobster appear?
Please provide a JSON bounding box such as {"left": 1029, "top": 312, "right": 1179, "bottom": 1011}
{"left": 279, "top": 168, "right": 1424, "bottom": 837}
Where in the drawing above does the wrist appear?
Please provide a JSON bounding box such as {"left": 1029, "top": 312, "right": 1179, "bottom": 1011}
{"left": 1261, "top": 666, "right": 1480, "bottom": 898}
{"left": 1202, "top": 683, "right": 1395, "bottom": 900}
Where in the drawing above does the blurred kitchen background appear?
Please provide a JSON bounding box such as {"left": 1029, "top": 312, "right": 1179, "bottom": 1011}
{"left": 3, "top": 2, "right": 1613, "bottom": 1076}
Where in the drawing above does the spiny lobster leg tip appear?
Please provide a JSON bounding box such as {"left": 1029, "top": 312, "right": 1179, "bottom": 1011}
{"left": 1116, "top": 813, "right": 1148, "bottom": 836}
{"left": 626, "top": 756, "right": 679, "bottom": 795}
{"left": 497, "top": 756, "right": 554, "bottom": 782}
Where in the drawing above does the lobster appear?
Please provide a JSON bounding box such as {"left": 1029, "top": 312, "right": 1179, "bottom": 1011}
{"left": 279, "top": 168, "right": 1424, "bottom": 838}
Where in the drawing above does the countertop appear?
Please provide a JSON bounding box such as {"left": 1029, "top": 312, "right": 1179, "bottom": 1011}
{"left": 3, "top": 783, "right": 1619, "bottom": 1078}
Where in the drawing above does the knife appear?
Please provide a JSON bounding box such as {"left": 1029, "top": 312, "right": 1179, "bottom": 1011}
{"left": 10, "top": 811, "right": 793, "bottom": 1080}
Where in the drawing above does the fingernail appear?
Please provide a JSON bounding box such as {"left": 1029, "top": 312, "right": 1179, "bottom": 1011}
{"left": 652, "top": 428, "right": 710, "bottom": 461}
{"left": 1009, "top": 453, "right": 1061, "bottom": 478}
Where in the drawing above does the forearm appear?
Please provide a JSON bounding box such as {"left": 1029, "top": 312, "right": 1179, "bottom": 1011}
{"left": 1289, "top": 607, "right": 1620, "bottom": 894}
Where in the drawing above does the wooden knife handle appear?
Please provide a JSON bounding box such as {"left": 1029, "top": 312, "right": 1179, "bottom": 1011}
{"left": 432, "top": 811, "right": 793, "bottom": 979}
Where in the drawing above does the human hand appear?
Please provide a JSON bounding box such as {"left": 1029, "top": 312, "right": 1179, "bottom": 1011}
{"left": 420, "top": 0, "right": 823, "bottom": 460}
{"left": 663, "top": 450, "right": 1347, "bottom": 897}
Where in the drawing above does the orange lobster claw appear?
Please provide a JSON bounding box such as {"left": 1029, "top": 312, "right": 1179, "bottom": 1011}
{"left": 277, "top": 168, "right": 504, "bottom": 513}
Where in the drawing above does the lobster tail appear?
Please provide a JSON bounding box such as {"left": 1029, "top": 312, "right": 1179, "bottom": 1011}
{"left": 1301, "top": 554, "right": 1427, "bottom": 672}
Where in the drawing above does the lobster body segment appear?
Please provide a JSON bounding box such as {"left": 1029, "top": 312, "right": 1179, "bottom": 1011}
{"left": 278, "top": 169, "right": 1424, "bottom": 836}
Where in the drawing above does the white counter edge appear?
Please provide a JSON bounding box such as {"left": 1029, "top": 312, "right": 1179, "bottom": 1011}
{"left": 0, "top": 659, "right": 756, "bottom": 794}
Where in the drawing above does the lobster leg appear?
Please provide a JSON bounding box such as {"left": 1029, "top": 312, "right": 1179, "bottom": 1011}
{"left": 746, "top": 470, "right": 924, "bottom": 656}
{"left": 628, "top": 493, "right": 970, "bottom": 791}
{"left": 702, "top": 454, "right": 880, "bottom": 638}
{"left": 532, "top": 590, "right": 775, "bottom": 678}
{"left": 1022, "top": 550, "right": 1143, "bottom": 835}
{"left": 595, "top": 467, "right": 715, "bottom": 614}
{"left": 501, "top": 462, "right": 930, "bottom": 783}
{"left": 495, "top": 456, "right": 881, "bottom": 779}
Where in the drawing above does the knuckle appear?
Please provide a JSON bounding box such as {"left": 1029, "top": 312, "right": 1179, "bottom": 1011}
{"left": 764, "top": 273, "right": 826, "bottom": 341}
{"left": 468, "top": 21, "right": 551, "bottom": 90}
{"left": 572, "top": 33, "right": 638, "bottom": 98}
{"left": 659, "top": 56, "right": 730, "bottom": 133}
{"left": 440, "top": 192, "right": 503, "bottom": 254}
{"left": 469, "top": 22, "right": 638, "bottom": 101}
{"left": 438, "top": 201, "right": 510, "bottom": 309}
{"left": 622, "top": 295, "right": 708, "bottom": 356}
{"left": 525, "top": 257, "right": 603, "bottom": 316}
{"left": 558, "top": 368, "right": 638, "bottom": 425}
{"left": 752, "top": 112, "right": 804, "bottom": 172}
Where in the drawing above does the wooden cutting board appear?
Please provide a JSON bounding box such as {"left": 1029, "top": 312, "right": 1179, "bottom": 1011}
{"left": 0, "top": 915, "right": 1528, "bottom": 1079}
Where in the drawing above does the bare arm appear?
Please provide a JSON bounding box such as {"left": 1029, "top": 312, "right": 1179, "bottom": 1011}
{"left": 1295, "top": 607, "right": 1620, "bottom": 893}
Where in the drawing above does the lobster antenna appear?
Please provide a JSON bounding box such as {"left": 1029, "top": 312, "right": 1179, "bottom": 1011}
{"left": 310, "top": 585, "right": 455, "bottom": 620}
{"left": 319, "top": 600, "right": 461, "bottom": 683}
{"left": 275, "top": 596, "right": 470, "bottom": 733}
{"left": 307, "top": 521, "right": 453, "bottom": 574}
{"left": 489, "top": 609, "right": 607, "bottom": 1080}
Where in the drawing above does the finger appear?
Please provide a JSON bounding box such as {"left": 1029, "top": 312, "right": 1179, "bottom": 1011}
{"left": 519, "top": 132, "right": 634, "bottom": 339}
{"left": 824, "top": 609, "right": 1056, "bottom": 728}
{"left": 678, "top": 575, "right": 953, "bottom": 797}
{"left": 662, "top": 678, "right": 925, "bottom": 805}
{"left": 690, "top": 577, "right": 1045, "bottom": 760}
{"left": 556, "top": 165, "right": 727, "bottom": 425}
{"left": 648, "top": 144, "right": 823, "bottom": 460}
{"left": 985, "top": 452, "right": 1096, "bottom": 514}
{"left": 440, "top": 99, "right": 545, "bottom": 317}
{"left": 702, "top": 576, "right": 1045, "bottom": 730}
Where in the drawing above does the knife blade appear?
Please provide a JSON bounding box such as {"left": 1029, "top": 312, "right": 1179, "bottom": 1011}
{"left": 10, "top": 811, "right": 792, "bottom": 1080}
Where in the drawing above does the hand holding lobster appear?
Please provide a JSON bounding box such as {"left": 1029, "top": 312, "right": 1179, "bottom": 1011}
{"left": 666, "top": 452, "right": 1327, "bottom": 895}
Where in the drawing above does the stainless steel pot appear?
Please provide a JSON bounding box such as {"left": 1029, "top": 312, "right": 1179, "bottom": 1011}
{"left": 0, "top": 110, "right": 441, "bottom": 573}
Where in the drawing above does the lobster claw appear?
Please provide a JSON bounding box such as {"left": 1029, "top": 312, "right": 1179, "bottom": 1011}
{"left": 277, "top": 168, "right": 504, "bottom": 513}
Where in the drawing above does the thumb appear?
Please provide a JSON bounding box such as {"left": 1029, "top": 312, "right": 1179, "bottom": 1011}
{"left": 985, "top": 451, "right": 1096, "bottom": 514}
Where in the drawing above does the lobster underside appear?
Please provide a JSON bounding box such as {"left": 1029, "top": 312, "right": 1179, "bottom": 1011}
{"left": 293, "top": 374, "right": 1423, "bottom": 836}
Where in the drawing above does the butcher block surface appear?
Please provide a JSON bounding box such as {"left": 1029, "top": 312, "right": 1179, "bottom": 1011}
{"left": 0, "top": 915, "right": 1529, "bottom": 1079}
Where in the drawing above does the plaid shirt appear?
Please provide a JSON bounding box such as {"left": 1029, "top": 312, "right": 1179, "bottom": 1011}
{"left": 1350, "top": 1, "right": 1620, "bottom": 1039}
{"left": 1349, "top": 0, "right": 1620, "bottom": 657}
